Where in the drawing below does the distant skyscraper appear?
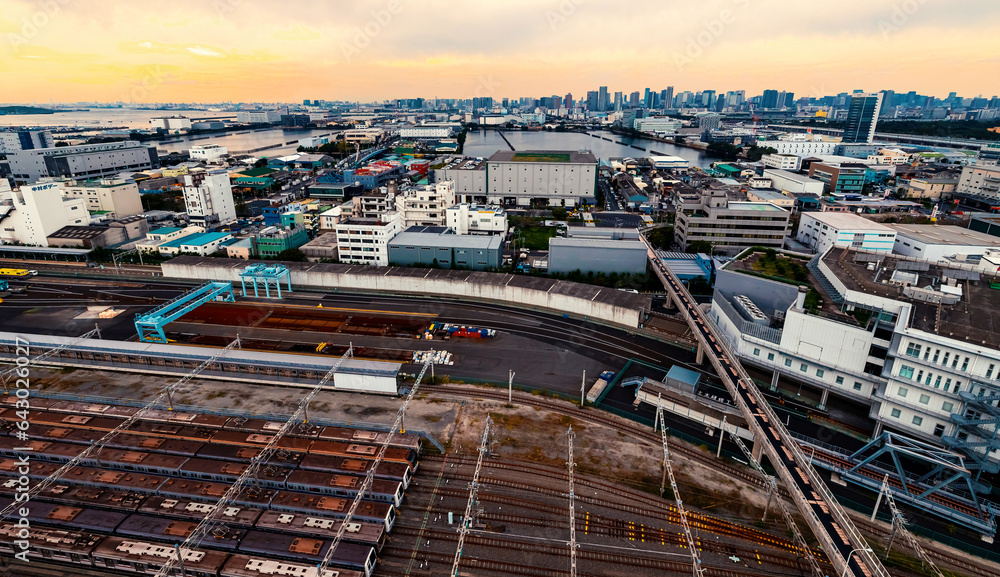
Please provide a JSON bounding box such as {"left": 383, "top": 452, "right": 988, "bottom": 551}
{"left": 703, "top": 90, "right": 716, "bottom": 107}
{"left": 629, "top": 91, "right": 641, "bottom": 107}
{"left": 842, "top": 93, "right": 883, "bottom": 143}
{"left": 879, "top": 90, "right": 895, "bottom": 117}
{"left": 303, "top": 99, "right": 310, "bottom": 106}
{"left": 664, "top": 86, "right": 674, "bottom": 109}
{"left": 613, "top": 91, "right": 623, "bottom": 112}
{"left": 643, "top": 88, "right": 652, "bottom": 108}
{"left": 761, "top": 90, "right": 779, "bottom": 109}
{"left": 564, "top": 93, "right": 573, "bottom": 108}
{"left": 586, "top": 90, "right": 599, "bottom": 111}
{"left": 783, "top": 92, "right": 795, "bottom": 108}
{"left": 598, "top": 86, "right": 609, "bottom": 111}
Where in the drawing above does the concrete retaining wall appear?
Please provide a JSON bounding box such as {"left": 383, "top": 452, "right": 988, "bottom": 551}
{"left": 161, "top": 256, "right": 651, "bottom": 328}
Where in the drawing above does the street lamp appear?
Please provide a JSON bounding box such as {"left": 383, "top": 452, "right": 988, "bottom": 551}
{"left": 840, "top": 547, "right": 873, "bottom": 577}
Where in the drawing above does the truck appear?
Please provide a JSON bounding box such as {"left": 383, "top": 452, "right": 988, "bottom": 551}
{"left": 585, "top": 371, "right": 617, "bottom": 404}
{"left": 427, "top": 323, "right": 496, "bottom": 339}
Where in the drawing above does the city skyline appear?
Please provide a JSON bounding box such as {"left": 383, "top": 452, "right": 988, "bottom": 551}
{"left": 3, "top": 0, "right": 1000, "bottom": 103}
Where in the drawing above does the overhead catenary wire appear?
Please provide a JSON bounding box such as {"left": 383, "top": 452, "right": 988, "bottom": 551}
{"left": 153, "top": 343, "right": 354, "bottom": 577}
{"left": 0, "top": 335, "right": 240, "bottom": 523}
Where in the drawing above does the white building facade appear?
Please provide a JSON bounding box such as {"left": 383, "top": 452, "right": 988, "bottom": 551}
{"left": 335, "top": 212, "right": 403, "bottom": 265}
{"left": 0, "top": 182, "right": 89, "bottom": 246}
{"left": 763, "top": 169, "right": 825, "bottom": 195}
{"left": 761, "top": 154, "right": 802, "bottom": 171}
{"left": 766, "top": 141, "right": 838, "bottom": 156}
{"left": 445, "top": 204, "right": 508, "bottom": 235}
{"left": 797, "top": 213, "right": 896, "bottom": 254}
{"left": 395, "top": 181, "right": 456, "bottom": 227}
{"left": 236, "top": 111, "right": 281, "bottom": 124}
{"left": 189, "top": 144, "right": 228, "bottom": 162}
{"left": 633, "top": 117, "right": 683, "bottom": 133}
{"left": 59, "top": 178, "right": 143, "bottom": 218}
{"left": 182, "top": 170, "right": 236, "bottom": 226}
{"left": 398, "top": 126, "right": 452, "bottom": 139}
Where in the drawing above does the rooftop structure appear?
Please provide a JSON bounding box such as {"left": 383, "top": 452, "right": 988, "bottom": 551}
{"left": 387, "top": 225, "right": 502, "bottom": 270}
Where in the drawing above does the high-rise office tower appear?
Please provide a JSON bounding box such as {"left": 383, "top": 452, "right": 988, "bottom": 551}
{"left": 842, "top": 93, "right": 883, "bottom": 143}
{"left": 586, "top": 91, "right": 599, "bottom": 111}
{"left": 761, "top": 90, "right": 779, "bottom": 109}
{"left": 598, "top": 86, "right": 609, "bottom": 111}
{"left": 564, "top": 93, "right": 573, "bottom": 108}
{"left": 629, "top": 91, "right": 641, "bottom": 107}
{"left": 703, "top": 90, "right": 716, "bottom": 107}
{"left": 614, "top": 91, "right": 623, "bottom": 112}
{"left": 664, "top": 86, "right": 674, "bottom": 109}
{"left": 643, "top": 88, "right": 652, "bottom": 108}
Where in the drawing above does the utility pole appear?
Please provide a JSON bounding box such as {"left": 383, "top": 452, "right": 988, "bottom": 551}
{"left": 580, "top": 370, "right": 586, "bottom": 407}
{"left": 508, "top": 370, "right": 514, "bottom": 404}
{"left": 451, "top": 416, "right": 492, "bottom": 577}
{"left": 656, "top": 405, "right": 703, "bottom": 577}
{"left": 716, "top": 416, "right": 727, "bottom": 459}
{"left": 567, "top": 426, "right": 577, "bottom": 577}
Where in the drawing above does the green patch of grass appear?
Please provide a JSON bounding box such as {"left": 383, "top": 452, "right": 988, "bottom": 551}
{"left": 516, "top": 226, "right": 557, "bottom": 250}
{"left": 510, "top": 152, "right": 570, "bottom": 163}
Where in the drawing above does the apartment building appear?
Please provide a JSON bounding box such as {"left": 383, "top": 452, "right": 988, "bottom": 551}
{"left": 0, "top": 181, "right": 89, "bottom": 246}
{"left": 394, "top": 181, "right": 456, "bottom": 227}
{"left": 182, "top": 170, "right": 236, "bottom": 227}
{"left": 761, "top": 154, "right": 802, "bottom": 171}
{"left": 796, "top": 213, "right": 896, "bottom": 254}
{"left": 334, "top": 212, "right": 403, "bottom": 265}
{"left": 445, "top": 203, "right": 508, "bottom": 235}
{"left": 57, "top": 178, "right": 143, "bottom": 218}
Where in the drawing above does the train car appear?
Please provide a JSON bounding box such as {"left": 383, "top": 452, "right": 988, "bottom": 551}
{"left": 141, "top": 496, "right": 263, "bottom": 527}
{"left": 253, "top": 511, "right": 386, "bottom": 551}
{"left": 0, "top": 395, "right": 59, "bottom": 410}
{"left": 0, "top": 438, "right": 190, "bottom": 477}
{"left": 0, "top": 268, "right": 34, "bottom": 277}
{"left": 308, "top": 439, "right": 417, "bottom": 468}
{"left": 297, "top": 453, "right": 412, "bottom": 488}
{"left": 283, "top": 470, "right": 404, "bottom": 507}
{"left": 316, "top": 426, "right": 422, "bottom": 453}
{"left": 157, "top": 478, "right": 276, "bottom": 509}
{"left": 210, "top": 430, "right": 313, "bottom": 453}
{"left": 222, "top": 554, "right": 365, "bottom": 577}
{"left": 0, "top": 521, "right": 102, "bottom": 568}
{"left": 223, "top": 416, "right": 322, "bottom": 439}
{"left": 0, "top": 459, "right": 167, "bottom": 495}
{"left": 195, "top": 442, "right": 304, "bottom": 468}
{"left": 92, "top": 536, "right": 230, "bottom": 576}
{"left": 0, "top": 496, "right": 127, "bottom": 534}
{"left": 236, "top": 531, "right": 376, "bottom": 577}
{"left": 18, "top": 425, "right": 207, "bottom": 457}
{"left": 176, "top": 457, "right": 291, "bottom": 489}
{"left": 0, "top": 480, "right": 146, "bottom": 512}
{"left": 117, "top": 514, "right": 244, "bottom": 551}
{"left": 269, "top": 491, "right": 395, "bottom": 531}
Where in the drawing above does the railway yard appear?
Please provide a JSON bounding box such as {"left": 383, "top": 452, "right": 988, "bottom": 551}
{"left": 1, "top": 267, "right": 1000, "bottom": 577}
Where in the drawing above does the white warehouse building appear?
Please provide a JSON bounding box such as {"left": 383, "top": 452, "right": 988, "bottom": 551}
{"left": 797, "top": 212, "right": 896, "bottom": 254}
{"left": 188, "top": 144, "right": 228, "bottom": 162}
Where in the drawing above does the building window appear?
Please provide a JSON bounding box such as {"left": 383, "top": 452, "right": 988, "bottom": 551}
{"left": 800, "top": 363, "right": 808, "bottom": 372}
{"left": 898, "top": 365, "right": 915, "bottom": 379}
{"left": 890, "top": 408, "right": 901, "bottom": 418}
{"left": 816, "top": 369, "right": 825, "bottom": 378}
{"left": 784, "top": 359, "right": 792, "bottom": 367}
{"left": 944, "top": 378, "right": 952, "bottom": 392}
{"left": 961, "top": 357, "right": 970, "bottom": 371}
{"left": 897, "top": 387, "right": 908, "bottom": 398}
{"left": 919, "top": 394, "right": 930, "bottom": 405}
{"left": 942, "top": 401, "right": 954, "bottom": 413}
{"left": 933, "top": 424, "right": 945, "bottom": 437}
{"left": 753, "top": 348, "right": 760, "bottom": 356}
{"left": 905, "top": 343, "right": 921, "bottom": 357}
{"left": 836, "top": 376, "right": 844, "bottom": 385}
{"left": 912, "top": 416, "right": 923, "bottom": 426}
{"left": 987, "top": 364, "right": 995, "bottom": 379}
{"left": 932, "top": 350, "right": 940, "bottom": 363}
{"left": 942, "top": 352, "right": 950, "bottom": 366}
{"left": 934, "top": 376, "right": 942, "bottom": 388}
{"left": 854, "top": 382, "right": 863, "bottom": 391}
{"left": 767, "top": 353, "right": 775, "bottom": 361}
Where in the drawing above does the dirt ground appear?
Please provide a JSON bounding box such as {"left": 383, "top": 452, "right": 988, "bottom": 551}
{"left": 31, "top": 365, "right": 777, "bottom": 520}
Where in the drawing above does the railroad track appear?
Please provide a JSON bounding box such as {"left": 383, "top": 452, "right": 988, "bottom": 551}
{"left": 427, "top": 384, "right": 1000, "bottom": 577}
{"left": 382, "top": 527, "right": 789, "bottom": 577}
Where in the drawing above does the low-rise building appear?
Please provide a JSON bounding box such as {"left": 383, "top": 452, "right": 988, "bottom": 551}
{"left": 763, "top": 169, "right": 825, "bottom": 196}
{"left": 154, "top": 231, "right": 233, "bottom": 257}
{"left": 5, "top": 141, "right": 159, "bottom": 185}
{"left": 633, "top": 117, "right": 682, "bottom": 133}
{"left": 188, "top": 144, "right": 228, "bottom": 163}
{"left": 764, "top": 140, "right": 838, "bottom": 156}
{"left": 343, "top": 128, "right": 384, "bottom": 143}
{"left": 746, "top": 188, "right": 795, "bottom": 209}
{"left": 903, "top": 175, "right": 959, "bottom": 200}
{"left": 387, "top": 225, "right": 502, "bottom": 270}
{"left": 548, "top": 237, "right": 648, "bottom": 274}
{"left": 890, "top": 224, "right": 1000, "bottom": 262}
{"left": 398, "top": 125, "right": 452, "bottom": 139}
{"left": 299, "top": 136, "right": 329, "bottom": 148}
{"left": 957, "top": 163, "right": 1000, "bottom": 200}
{"left": 236, "top": 110, "right": 281, "bottom": 124}
{"left": 485, "top": 149, "right": 598, "bottom": 207}
{"left": 335, "top": 212, "right": 403, "bottom": 265}
{"left": 182, "top": 170, "right": 236, "bottom": 227}
{"left": 809, "top": 162, "right": 867, "bottom": 194}
{"left": 796, "top": 212, "right": 896, "bottom": 254}
{"left": 58, "top": 178, "right": 143, "bottom": 218}
{"left": 761, "top": 153, "right": 802, "bottom": 171}
{"left": 395, "top": 181, "right": 456, "bottom": 227}
{"left": 343, "top": 161, "right": 404, "bottom": 190}
{"left": 300, "top": 232, "right": 339, "bottom": 261}
{"left": 149, "top": 116, "right": 192, "bottom": 131}
{"left": 0, "top": 129, "right": 53, "bottom": 153}
{"left": 253, "top": 226, "right": 309, "bottom": 258}
{"left": 445, "top": 203, "right": 508, "bottom": 235}
{"left": 674, "top": 192, "right": 791, "bottom": 254}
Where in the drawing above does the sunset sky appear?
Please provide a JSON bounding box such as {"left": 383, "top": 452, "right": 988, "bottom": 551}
{"left": 2, "top": 0, "right": 998, "bottom": 104}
